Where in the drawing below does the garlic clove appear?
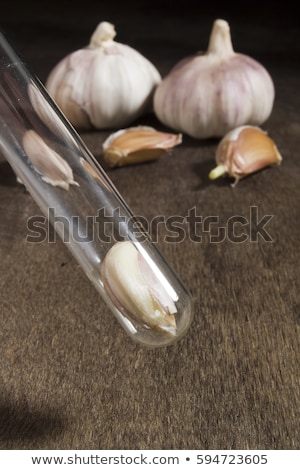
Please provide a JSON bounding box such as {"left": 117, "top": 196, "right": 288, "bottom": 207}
{"left": 209, "top": 125, "right": 282, "bottom": 185}
{"left": 102, "top": 126, "right": 182, "bottom": 167}
{"left": 80, "top": 157, "right": 112, "bottom": 191}
{"left": 22, "top": 130, "right": 79, "bottom": 190}
{"left": 46, "top": 22, "right": 161, "bottom": 130}
{"left": 101, "top": 241, "right": 177, "bottom": 336}
{"left": 153, "top": 19, "right": 275, "bottom": 139}
{"left": 51, "top": 80, "right": 92, "bottom": 130}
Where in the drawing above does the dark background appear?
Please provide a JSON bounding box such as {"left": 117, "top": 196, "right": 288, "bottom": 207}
{"left": 2, "top": 1, "right": 299, "bottom": 80}
{"left": 0, "top": 0, "right": 299, "bottom": 450}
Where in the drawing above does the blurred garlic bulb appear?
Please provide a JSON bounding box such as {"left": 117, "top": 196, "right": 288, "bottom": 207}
{"left": 154, "top": 19, "right": 275, "bottom": 139}
{"left": 209, "top": 126, "right": 282, "bottom": 185}
{"left": 101, "top": 241, "right": 177, "bottom": 336}
{"left": 46, "top": 21, "right": 161, "bottom": 130}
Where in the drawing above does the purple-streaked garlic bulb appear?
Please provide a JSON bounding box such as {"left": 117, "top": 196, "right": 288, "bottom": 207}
{"left": 154, "top": 19, "right": 275, "bottom": 139}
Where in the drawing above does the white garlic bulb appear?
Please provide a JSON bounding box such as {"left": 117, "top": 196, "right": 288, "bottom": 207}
{"left": 154, "top": 19, "right": 275, "bottom": 139}
{"left": 46, "top": 21, "right": 161, "bottom": 130}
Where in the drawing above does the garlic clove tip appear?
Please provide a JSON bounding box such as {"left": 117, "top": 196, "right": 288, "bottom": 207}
{"left": 208, "top": 164, "right": 227, "bottom": 180}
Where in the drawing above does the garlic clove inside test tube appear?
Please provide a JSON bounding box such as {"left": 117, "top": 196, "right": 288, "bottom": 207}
{"left": 101, "top": 241, "right": 178, "bottom": 336}
{"left": 0, "top": 33, "right": 193, "bottom": 347}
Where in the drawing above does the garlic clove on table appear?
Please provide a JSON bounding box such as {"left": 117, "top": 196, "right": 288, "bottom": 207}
{"left": 101, "top": 241, "right": 177, "bottom": 336}
{"left": 154, "top": 19, "right": 275, "bottom": 139}
{"left": 209, "top": 125, "right": 282, "bottom": 185}
{"left": 102, "top": 126, "right": 182, "bottom": 167}
{"left": 46, "top": 21, "right": 161, "bottom": 130}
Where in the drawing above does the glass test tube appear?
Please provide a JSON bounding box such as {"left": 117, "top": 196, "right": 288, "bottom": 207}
{"left": 0, "top": 32, "right": 193, "bottom": 347}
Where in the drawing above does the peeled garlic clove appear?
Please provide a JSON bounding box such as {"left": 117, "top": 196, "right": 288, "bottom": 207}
{"left": 46, "top": 22, "right": 161, "bottom": 130}
{"left": 102, "top": 126, "right": 182, "bottom": 167}
{"left": 154, "top": 19, "right": 275, "bottom": 139}
{"left": 101, "top": 241, "right": 177, "bottom": 336}
{"left": 209, "top": 125, "right": 282, "bottom": 185}
{"left": 22, "top": 130, "right": 79, "bottom": 190}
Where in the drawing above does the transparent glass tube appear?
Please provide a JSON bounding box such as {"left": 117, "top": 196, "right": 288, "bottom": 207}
{"left": 0, "top": 32, "right": 193, "bottom": 347}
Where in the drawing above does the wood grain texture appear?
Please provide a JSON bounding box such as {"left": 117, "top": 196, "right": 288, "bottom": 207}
{"left": 0, "top": 1, "right": 299, "bottom": 450}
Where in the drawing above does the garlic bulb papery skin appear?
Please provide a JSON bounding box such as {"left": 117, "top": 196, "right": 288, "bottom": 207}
{"left": 153, "top": 19, "right": 275, "bottom": 139}
{"left": 46, "top": 21, "right": 162, "bottom": 130}
{"left": 209, "top": 125, "right": 282, "bottom": 185}
{"left": 103, "top": 126, "right": 182, "bottom": 167}
{"left": 101, "top": 241, "right": 178, "bottom": 336}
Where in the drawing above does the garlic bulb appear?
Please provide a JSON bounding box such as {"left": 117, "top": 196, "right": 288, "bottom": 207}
{"left": 154, "top": 19, "right": 275, "bottom": 139}
{"left": 101, "top": 241, "right": 177, "bottom": 335}
{"left": 46, "top": 21, "right": 161, "bottom": 130}
{"left": 103, "top": 126, "right": 182, "bottom": 167}
{"left": 209, "top": 125, "right": 282, "bottom": 185}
